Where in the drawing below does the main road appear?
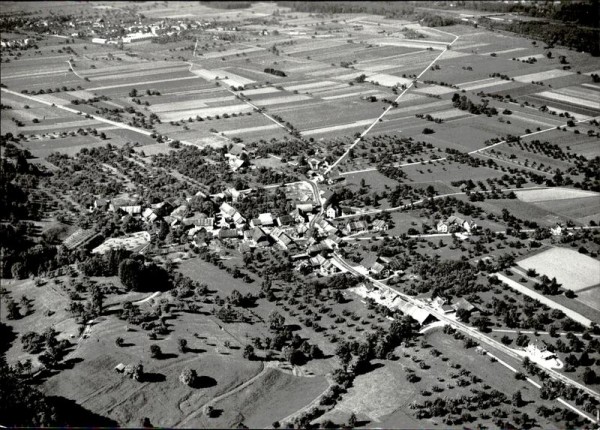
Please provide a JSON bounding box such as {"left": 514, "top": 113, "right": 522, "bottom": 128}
{"left": 330, "top": 252, "right": 600, "bottom": 406}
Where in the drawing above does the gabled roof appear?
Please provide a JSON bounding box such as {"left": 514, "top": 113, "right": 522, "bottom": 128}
{"left": 220, "top": 202, "right": 236, "bottom": 217}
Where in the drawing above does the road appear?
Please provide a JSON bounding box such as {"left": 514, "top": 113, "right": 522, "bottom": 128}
{"left": 330, "top": 252, "right": 600, "bottom": 408}
{"left": 1, "top": 87, "right": 199, "bottom": 147}
{"left": 306, "top": 179, "right": 324, "bottom": 229}
{"left": 494, "top": 272, "right": 593, "bottom": 327}
{"left": 324, "top": 32, "right": 460, "bottom": 175}
{"left": 333, "top": 185, "right": 552, "bottom": 219}
{"left": 339, "top": 115, "right": 599, "bottom": 176}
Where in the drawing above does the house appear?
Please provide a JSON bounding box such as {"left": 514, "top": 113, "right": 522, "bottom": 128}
{"left": 250, "top": 227, "right": 270, "bottom": 247}
{"left": 372, "top": 219, "right": 389, "bottom": 232}
{"left": 218, "top": 229, "right": 240, "bottom": 240}
{"left": 320, "top": 259, "right": 341, "bottom": 276}
{"left": 142, "top": 208, "right": 159, "bottom": 224}
{"left": 63, "top": 228, "right": 101, "bottom": 251}
{"left": 229, "top": 157, "right": 248, "bottom": 172}
{"left": 277, "top": 215, "right": 295, "bottom": 227}
{"left": 452, "top": 298, "right": 478, "bottom": 314}
{"left": 436, "top": 220, "right": 449, "bottom": 233}
{"left": 220, "top": 202, "right": 237, "bottom": 220}
{"left": 270, "top": 227, "right": 296, "bottom": 250}
{"left": 432, "top": 297, "right": 454, "bottom": 314}
{"left": 550, "top": 223, "right": 564, "bottom": 236}
{"left": 110, "top": 196, "right": 140, "bottom": 213}
{"left": 326, "top": 206, "right": 339, "bottom": 219}
{"left": 360, "top": 254, "right": 392, "bottom": 277}
{"left": 170, "top": 204, "right": 190, "bottom": 221}
{"left": 115, "top": 363, "right": 126, "bottom": 373}
{"left": 437, "top": 216, "right": 477, "bottom": 234}
{"left": 343, "top": 220, "right": 367, "bottom": 235}
{"left": 94, "top": 198, "right": 109, "bottom": 211}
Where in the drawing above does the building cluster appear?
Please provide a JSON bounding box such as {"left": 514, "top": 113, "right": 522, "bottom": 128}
{"left": 64, "top": 184, "right": 393, "bottom": 279}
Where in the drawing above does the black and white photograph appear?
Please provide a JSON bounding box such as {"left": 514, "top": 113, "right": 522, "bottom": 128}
{"left": 1, "top": 1, "right": 599, "bottom": 428}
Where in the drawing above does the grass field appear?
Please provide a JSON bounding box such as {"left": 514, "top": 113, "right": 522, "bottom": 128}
{"left": 41, "top": 312, "right": 264, "bottom": 428}
{"left": 515, "top": 188, "right": 600, "bottom": 203}
{"left": 517, "top": 247, "right": 600, "bottom": 292}
{"left": 205, "top": 367, "right": 328, "bottom": 428}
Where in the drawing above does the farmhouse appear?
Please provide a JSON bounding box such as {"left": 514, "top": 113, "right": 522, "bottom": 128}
{"left": 372, "top": 219, "right": 389, "bottom": 232}
{"left": 550, "top": 223, "right": 564, "bottom": 236}
{"left": 437, "top": 216, "right": 477, "bottom": 234}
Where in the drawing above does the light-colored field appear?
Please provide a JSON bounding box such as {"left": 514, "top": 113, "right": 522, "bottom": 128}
{"left": 367, "top": 73, "right": 413, "bottom": 87}
{"left": 224, "top": 123, "right": 282, "bottom": 135}
{"left": 302, "top": 118, "right": 376, "bottom": 136}
{"left": 535, "top": 91, "right": 600, "bottom": 110}
{"left": 158, "top": 104, "right": 253, "bottom": 122}
{"left": 515, "top": 53, "right": 546, "bottom": 61}
{"left": 413, "top": 84, "right": 456, "bottom": 96}
{"left": 517, "top": 247, "right": 600, "bottom": 292}
{"left": 458, "top": 78, "right": 511, "bottom": 92}
{"left": 240, "top": 87, "right": 280, "bottom": 96}
{"left": 515, "top": 187, "right": 600, "bottom": 203}
{"left": 513, "top": 69, "right": 574, "bottom": 83}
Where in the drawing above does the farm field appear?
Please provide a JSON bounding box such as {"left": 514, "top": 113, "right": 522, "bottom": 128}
{"left": 2, "top": 2, "right": 600, "bottom": 429}
{"left": 517, "top": 247, "right": 600, "bottom": 293}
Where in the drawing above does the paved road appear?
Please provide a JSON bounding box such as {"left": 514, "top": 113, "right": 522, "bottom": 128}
{"left": 331, "top": 252, "right": 600, "bottom": 404}
{"left": 494, "top": 272, "right": 593, "bottom": 327}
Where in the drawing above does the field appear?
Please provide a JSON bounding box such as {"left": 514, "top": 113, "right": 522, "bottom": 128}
{"left": 3, "top": 2, "right": 600, "bottom": 428}
{"left": 517, "top": 247, "right": 600, "bottom": 292}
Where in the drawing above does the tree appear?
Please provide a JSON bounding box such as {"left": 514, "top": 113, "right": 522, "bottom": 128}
{"left": 115, "top": 337, "right": 124, "bottom": 347}
{"left": 6, "top": 300, "right": 20, "bottom": 320}
{"left": 179, "top": 368, "right": 197, "bottom": 386}
{"left": 348, "top": 413, "right": 357, "bottom": 428}
{"left": 512, "top": 390, "right": 523, "bottom": 407}
{"left": 119, "top": 259, "right": 144, "bottom": 291}
{"left": 243, "top": 344, "right": 255, "bottom": 360}
{"left": 178, "top": 338, "right": 188, "bottom": 353}
{"left": 582, "top": 368, "right": 596, "bottom": 385}
{"left": 268, "top": 310, "right": 285, "bottom": 331}
{"left": 150, "top": 344, "right": 161, "bottom": 358}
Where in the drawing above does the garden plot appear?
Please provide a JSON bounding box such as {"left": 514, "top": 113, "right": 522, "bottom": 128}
{"left": 191, "top": 68, "right": 254, "bottom": 86}
{"left": 302, "top": 118, "right": 377, "bottom": 136}
{"left": 514, "top": 187, "right": 599, "bottom": 203}
{"left": 366, "top": 37, "right": 447, "bottom": 50}
{"left": 457, "top": 77, "right": 512, "bottom": 92}
{"left": 86, "top": 66, "right": 190, "bottom": 82}
{"left": 252, "top": 94, "right": 312, "bottom": 106}
{"left": 513, "top": 69, "right": 574, "bottom": 83}
{"left": 517, "top": 247, "right": 600, "bottom": 292}
{"left": 157, "top": 104, "right": 253, "bottom": 122}
{"left": 367, "top": 73, "right": 413, "bottom": 87}
{"left": 201, "top": 46, "right": 265, "bottom": 60}
{"left": 148, "top": 96, "right": 235, "bottom": 113}
{"left": 413, "top": 85, "right": 457, "bottom": 96}
{"left": 534, "top": 90, "right": 600, "bottom": 111}
{"left": 283, "top": 81, "right": 339, "bottom": 93}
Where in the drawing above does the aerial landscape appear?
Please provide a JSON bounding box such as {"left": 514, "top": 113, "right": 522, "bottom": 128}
{"left": 1, "top": 0, "right": 600, "bottom": 428}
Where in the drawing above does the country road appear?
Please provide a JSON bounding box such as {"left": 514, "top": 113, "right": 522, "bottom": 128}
{"left": 1, "top": 87, "right": 199, "bottom": 147}
{"left": 331, "top": 252, "right": 600, "bottom": 416}
{"left": 340, "top": 115, "right": 599, "bottom": 176}
{"left": 324, "top": 32, "right": 460, "bottom": 175}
